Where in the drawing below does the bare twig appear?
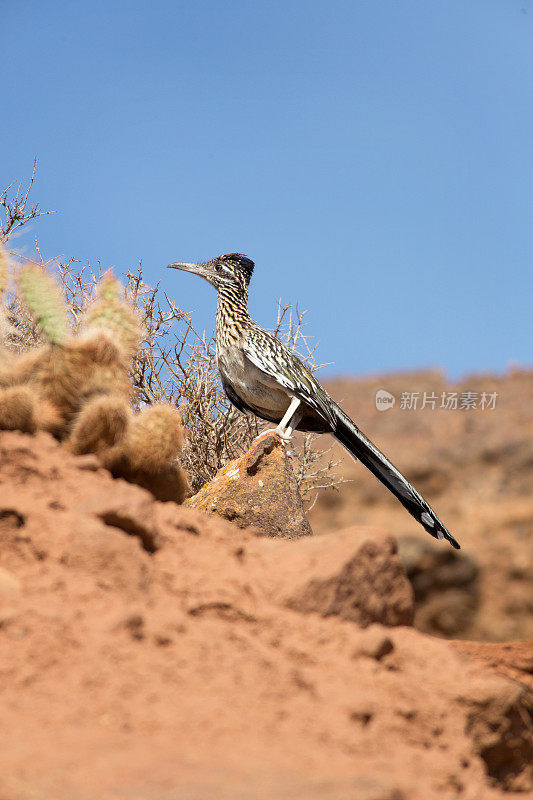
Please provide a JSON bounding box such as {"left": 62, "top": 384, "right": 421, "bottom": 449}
{"left": 0, "top": 160, "right": 57, "bottom": 243}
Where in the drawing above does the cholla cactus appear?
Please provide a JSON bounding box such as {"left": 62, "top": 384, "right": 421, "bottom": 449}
{"left": 0, "top": 264, "right": 189, "bottom": 503}
{"left": 0, "top": 386, "right": 38, "bottom": 433}
{"left": 34, "top": 331, "right": 132, "bottom": 429}
{"left": 16, "top": 263, "right": 68, "bottom": 346}
{"left": 95, "top": 404, "right": 189, "bottom": 503}
{"left": 69, "top": 400, "right": 189, "bottom": 503}
{"left": 68, "top": 395, "right": 130, "bottom": 455}
{"left": 0, "top": 384, "right": 62, "bottom": 435}
{"left": 125, "top": 405, "right": 185, "bottom": 472}
{"left": 82, "top": 271, "right": 142, "bottom": 360}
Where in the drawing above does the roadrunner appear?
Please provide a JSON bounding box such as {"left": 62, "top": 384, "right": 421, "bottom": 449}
{"left": 167, "top": 253, "right": 460, "bottom": 549}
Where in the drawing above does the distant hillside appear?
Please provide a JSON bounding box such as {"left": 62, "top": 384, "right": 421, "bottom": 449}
{"left": 309, "top": 367, "right": 533, "bottom": 642}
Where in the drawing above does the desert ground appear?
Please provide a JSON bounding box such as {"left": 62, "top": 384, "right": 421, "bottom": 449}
{"left": 0, "top": 367, "right": 531, "bottom": 799}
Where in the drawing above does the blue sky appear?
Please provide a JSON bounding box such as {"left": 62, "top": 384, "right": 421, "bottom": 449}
{"left": 2, "top": 1, "right": 532, "bottom": 377}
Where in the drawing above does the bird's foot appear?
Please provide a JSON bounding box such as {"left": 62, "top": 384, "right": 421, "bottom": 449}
{"left": 254, "top": 427, "right": 293, "bottom": 443}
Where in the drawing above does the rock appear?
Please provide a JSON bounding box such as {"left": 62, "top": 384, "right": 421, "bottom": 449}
{"left": 397, "top": 535, "right": 480, "bottom": 636}
{"left": 186, "top": 432, "right": 312, "bottom": 539}
{"left": 254, "top": 526, "right": 414, "bottom": 627}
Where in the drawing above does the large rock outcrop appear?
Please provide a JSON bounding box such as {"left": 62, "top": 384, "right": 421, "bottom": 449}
{"left": 186, "top": 432, "right": 312, "bottom": 538}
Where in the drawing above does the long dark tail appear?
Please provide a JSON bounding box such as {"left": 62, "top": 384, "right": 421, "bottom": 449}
{"left": 332, "top": 403, "right": 460, "bottom": 549}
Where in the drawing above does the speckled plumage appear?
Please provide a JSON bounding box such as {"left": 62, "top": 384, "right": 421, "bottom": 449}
{"left": 167, "top": 253, "right": 460, "bottom": 549}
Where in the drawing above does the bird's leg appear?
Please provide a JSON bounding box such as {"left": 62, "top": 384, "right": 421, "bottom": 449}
{"left": 254, "top": 397, "right": 302, "bottom": 443}
{"left": 283, "top": 409, "right": 303, "bottom": 438}
{"left": 275, "top": 396, "right": 302, "bottom": 440}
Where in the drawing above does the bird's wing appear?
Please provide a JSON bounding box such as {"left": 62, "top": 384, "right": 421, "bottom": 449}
{"left": 243, "top": 328, "right": 460, "bottom": 549}
{"left": 242, "top": 327, "right": 337, "bottom": 429}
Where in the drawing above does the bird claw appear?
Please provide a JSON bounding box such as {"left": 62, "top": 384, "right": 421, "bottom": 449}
{"left": 254, "top": 427, "right": 292, "bottom": 443}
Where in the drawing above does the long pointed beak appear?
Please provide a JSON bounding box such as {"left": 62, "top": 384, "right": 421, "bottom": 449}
{"left": 167, "top": 261, "right": 205, "bottom": 277}
{"left": 167, "top": 260, "right": 217, "bottom": 288}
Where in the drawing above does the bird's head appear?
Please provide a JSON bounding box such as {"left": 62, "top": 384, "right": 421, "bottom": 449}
{"left": 167, "top": 253, "right": 255, "bottom": 292}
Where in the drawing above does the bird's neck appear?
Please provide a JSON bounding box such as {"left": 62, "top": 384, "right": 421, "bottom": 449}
{"left": 216, "top": 286, "right": 250, "bottom": 324}
{"left": 215, "top": 285, "right": 251, "bottom": 347}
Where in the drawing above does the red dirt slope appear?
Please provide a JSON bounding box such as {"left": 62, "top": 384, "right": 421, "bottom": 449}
{"left": 0, "top": 430, "right": 531, "bottom": 799}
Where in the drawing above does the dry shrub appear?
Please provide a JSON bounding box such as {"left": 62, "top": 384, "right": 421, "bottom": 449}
{"left": 1, "top": 164, "right": 345, "bottom": 502}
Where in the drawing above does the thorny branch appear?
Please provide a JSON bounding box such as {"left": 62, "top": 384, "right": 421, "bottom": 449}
{"left": 0, "top": 160, "right": 57, "bottom": 243}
